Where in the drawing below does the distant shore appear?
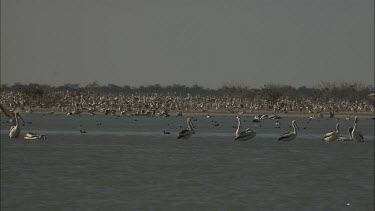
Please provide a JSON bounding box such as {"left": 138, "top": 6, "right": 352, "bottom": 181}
{"left": 15, "top": 108, "right": 375, "bottom": 119}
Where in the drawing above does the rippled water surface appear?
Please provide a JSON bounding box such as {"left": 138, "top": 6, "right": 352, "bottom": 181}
{"left": 1, "top": 115, "right": 374, "bottom": 210}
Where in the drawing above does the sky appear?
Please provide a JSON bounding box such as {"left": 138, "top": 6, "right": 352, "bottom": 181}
{"left": 1, "top": 0, "right": 374, "bottom": 88}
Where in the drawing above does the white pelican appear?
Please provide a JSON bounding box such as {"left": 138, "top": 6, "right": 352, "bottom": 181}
{"left": 235, "top": 116, "right": 256, "bottom": 141}
{"left": 278, "top": 120, "right": 299, "bottom": 141}
{"left": 338, "top": 127, "right": 353, "bottom": 141}
{"left": 323, "top": 123, "right": 340, "bottom": 142}
{"left": 9, "top": 112, "right": 26, "bottom": 139}
{"left": 352, "top": 117, "right": 364, "bottom": 142}
{"left": 24, "top": 132, "right": 47, "bottom": 140}
{"left": 177, "top": 118, "right": 195, "bottom": 139}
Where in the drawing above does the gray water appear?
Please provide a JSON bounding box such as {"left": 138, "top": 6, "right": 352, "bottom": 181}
{"left": 1, "top": 115, "right": 374, "bottom": 210}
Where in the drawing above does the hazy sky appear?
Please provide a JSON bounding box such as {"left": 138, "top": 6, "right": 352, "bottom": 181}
{"left": 1, "top": 0, "right": 374, "bottom": 88}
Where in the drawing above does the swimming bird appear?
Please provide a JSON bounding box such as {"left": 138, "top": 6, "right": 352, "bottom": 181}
{"left": 9, "top": 112, "right": 26, "bottom": 139}
{"left": 252, "top": 116, "right": 261, "bottom": 123}
{"left": 322, "top": 123, "right": 340, "bottom": 142}
{"left": 80, "top": 129, "right": 87, "bottom": 134}
{"left": 177, "top": 118, "right": 195, "bottom": 139}
{"left": 24, "top": 132, "right": 47, "bottom": 140}
{"left": 352, "top": 117, "right": 364, "bottom": 142}
{"left": 235, "top": 116, "right": 256, "bottom": 141}
{"left": 278, "top": 120, "right": 299, "bottom": 141}
{"left": 338, "top": 127, "right": 353, "bottom": 141}
{"left": 163, "top": 131, "right": 171, "bottom": 134}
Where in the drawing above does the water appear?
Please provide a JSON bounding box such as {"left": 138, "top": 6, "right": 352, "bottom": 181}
{"left": 1, "top": 115, "right": 374, "bottom": 210}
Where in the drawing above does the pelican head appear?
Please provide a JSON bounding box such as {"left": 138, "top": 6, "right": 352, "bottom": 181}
{"left": 292, "top": 120, "right": 299, "bottom": 131}
{"left": 336, "top": 123, "right": 340, "bottom": 131}
{"left": 354, "top": 116, "right": 359, "bottom": 123}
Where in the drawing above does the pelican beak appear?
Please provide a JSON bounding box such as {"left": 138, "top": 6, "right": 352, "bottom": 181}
{"left": 295, "top": 122, "right": 300, "bottom": 131}
{"left": 191, "top": 122, "right": 195, "bottom": 129}
{"left": 17, "top": 113, "right": 26, "bottom": 126}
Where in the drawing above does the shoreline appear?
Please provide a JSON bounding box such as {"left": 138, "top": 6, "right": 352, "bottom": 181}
{"left": 14, "top": 108, "right": 375, "bottom": 119}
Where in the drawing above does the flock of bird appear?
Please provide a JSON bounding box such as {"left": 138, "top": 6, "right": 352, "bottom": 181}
{"left": 176, "top": 116, "right": 364, "bottom": 142}
{"left": 2, "top": 102, "right": 365, "bottom": 143}
{"left": 1, "top": 90, "right": 374, "bottom": 118}
{"left": 1, "top": 89, "right": 373, "bottom": 142}
{"left": 322, "top": 117, "right": 364, "bottom": 142}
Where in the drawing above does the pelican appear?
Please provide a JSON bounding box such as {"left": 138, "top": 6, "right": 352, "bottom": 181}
{"left": 252, "top": 116, "right": 261, "bottom": 123}
{"left": 235, "top": 116, "right": 256, "bottom": 141}
{"left": 24, "top": 132, "right": 47, "bottom": 140}
{"left": 323, "top": 123, "right": 340, "bottom": 142}
{"left": 9, "top": 112, "right": 26, "bottom": 139}
{"left": 177, "top": 118, "right": 195, "bottom": 139}
{"left": 278, "top": 120, "right": 299, "bottom": 141}
{"left": 352, "top": 117, "right": 364, "bottom": 142}
{"left": 338, "top": 127, "right": 353, "bottom": 141}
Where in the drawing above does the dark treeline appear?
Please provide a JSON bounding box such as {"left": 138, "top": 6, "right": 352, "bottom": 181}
{"left": 1, "top": 82, "right": 374, "bottom": 102}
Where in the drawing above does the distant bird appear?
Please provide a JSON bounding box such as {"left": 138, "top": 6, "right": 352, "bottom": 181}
{"left": 24, "top": 132, "right": 47, "bottom": 140}
{"left": 80, "top": 129, "right": 87, "bottom": 134}
{"left": 177, "top": 118, "right": 195, "bottom": 139}
{"left": 235, "top": 116, "right": 256, "bottom": 141}
{"left": 338, "top": 127, "right": 353, "bottom": 141}
{"left": 278, "top": 120, "right": 299, "bottom": 142}
{"left": 9, "top": 112, "right": 26, "bottom": 139}
{"left": 352, "top": 117, "right": 364, "bottom": 143}
{"left": 323, "top": 123, "right": 340, "bottom": 142}
{"left": 163, "top": 131, "right": 171, "bottom": 134}
{"left": 206, "top": 114, "right": 211, "bottom": 118}
{"left": 252, "top": 116, "right": 261, "bottom": 123}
